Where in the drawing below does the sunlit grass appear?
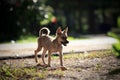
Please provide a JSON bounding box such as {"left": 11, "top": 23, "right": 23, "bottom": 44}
{"left": 0, "top": 64, "right": 65, "bottom": 80}
{"left": 0, "top": 64, "right": 47, "bottom": 80}
{"left": 52, "top": 50, "right": 113, "bottom": 59}
{"left": 49, "top": 70, "right": 64, "bottom": 77}
{"left": 16, "top": 35, "right": 37, "bottom": 43}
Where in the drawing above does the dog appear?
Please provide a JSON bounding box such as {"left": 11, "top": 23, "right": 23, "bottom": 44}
{"left": 34, "top": 27, "right": 69, "bottom": 68}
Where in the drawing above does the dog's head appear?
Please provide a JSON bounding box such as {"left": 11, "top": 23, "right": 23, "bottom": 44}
{"left": 56, "top": 27, "right": 69, "bottom": 46}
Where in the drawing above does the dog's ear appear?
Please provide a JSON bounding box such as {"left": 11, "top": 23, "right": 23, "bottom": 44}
{"left": 63, "top": 27, "right": 68, "bottom": 34}
{"left": 56, "top": 27, "right": 62, "bottom": 34}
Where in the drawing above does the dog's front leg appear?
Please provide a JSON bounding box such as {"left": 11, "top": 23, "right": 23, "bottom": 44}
{"left": 48, "top": 51, "right": 51, "bottom": 67}
{"left": 59, "top": 51, "right": 67, "bottom": 70}
{"left": 59, "top": 51, "right": 63, "bottom": 66}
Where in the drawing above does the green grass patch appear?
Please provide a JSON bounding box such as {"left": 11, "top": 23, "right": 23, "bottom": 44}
{"left": 0, "top": 64, "right": 65, "bottom": 80}
{"left": 16, "top": 35, "right": 37, "bottom": 43}
{"left": 0, "top": 64, "right": 47, "bottom": 80}
{"left": 49, "top": 70, "right": 64, "bottom": 77}
{"left": 51, "top": 50, "right": 113, "bottom": 59}
{"left": 65, "top": 50, "right": 113, "bottom": 59}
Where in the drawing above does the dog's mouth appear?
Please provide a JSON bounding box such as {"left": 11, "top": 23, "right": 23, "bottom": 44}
{"left": 61, "top": 41, "right": 69, "bottom": 46}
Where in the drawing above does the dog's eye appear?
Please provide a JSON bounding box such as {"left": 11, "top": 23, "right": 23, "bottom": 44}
{"left": 61, "top": 37, "right": 67, "bottom": 39}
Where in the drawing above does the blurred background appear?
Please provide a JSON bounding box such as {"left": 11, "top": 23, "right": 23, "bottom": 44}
{"left": 0, "top": 0, "right": 120, "bottom": 42}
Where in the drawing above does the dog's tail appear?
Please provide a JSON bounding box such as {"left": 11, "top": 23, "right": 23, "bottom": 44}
{"left": 39, "top": 27, "right": 50, "bottom": 36}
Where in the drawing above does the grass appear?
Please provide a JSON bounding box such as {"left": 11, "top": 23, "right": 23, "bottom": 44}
{"left": 48, "top": 70, "right": 64, "bottom": 77}
{"left": 16, "top": 35, "right": 37, "bottom": 43}
{"left": 51, "top": 50, "right": 113, "bottom": 60}
{"left": 0, "top": 64, "right": 64, "bottom": 80}
{"left": 0, "top": 64, "right": 47, "bottom": 80}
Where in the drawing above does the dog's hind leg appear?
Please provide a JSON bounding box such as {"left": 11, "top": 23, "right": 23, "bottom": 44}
{"left": 34, "top": 46, "right": 42, "bottom": 63}
{"left": 41, "top": 49, "right": 47, "bottom": 65}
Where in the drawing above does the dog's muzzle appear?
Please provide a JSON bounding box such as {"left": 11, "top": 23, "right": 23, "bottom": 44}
{"left": 61, "top": 40, "right": 69, "bottom": 46}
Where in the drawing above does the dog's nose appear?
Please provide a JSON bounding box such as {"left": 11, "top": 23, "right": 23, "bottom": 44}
{"left": 66, "top": 41, "right": 69, "bottom": 43}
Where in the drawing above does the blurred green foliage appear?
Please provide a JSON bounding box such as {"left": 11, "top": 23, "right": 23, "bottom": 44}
{"left": 0, "top": 0, "right": 120, "bottom": 42}
{"left": 108, "top": 32, "right": 120, "bottom": 57}
{"left": 0, "top": 0, "right": 55, "bottom": 42}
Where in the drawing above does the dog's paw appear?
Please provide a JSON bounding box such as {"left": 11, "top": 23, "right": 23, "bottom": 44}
{"left": 36, "top": 63, "right": 43, "bottom": 66}
{"left": 43, "top": 64, "right": 51, "bottom": 68}
{"left": 58, "top": 66, "right": 67, "bottom": 71}
{"left": 47, "top": 64, "right": 51, "bottom": 67}
{"left": 36, "top": 63, "right": 51, "bottom": 68}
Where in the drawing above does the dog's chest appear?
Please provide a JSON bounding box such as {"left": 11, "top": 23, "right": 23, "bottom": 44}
{"left": 50, "top": 43, "right": 62, "bottom": 52}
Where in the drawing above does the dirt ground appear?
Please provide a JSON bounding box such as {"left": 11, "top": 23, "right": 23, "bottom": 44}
{"left": 0, "top": 51, "right": 120, "bottom": 80}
